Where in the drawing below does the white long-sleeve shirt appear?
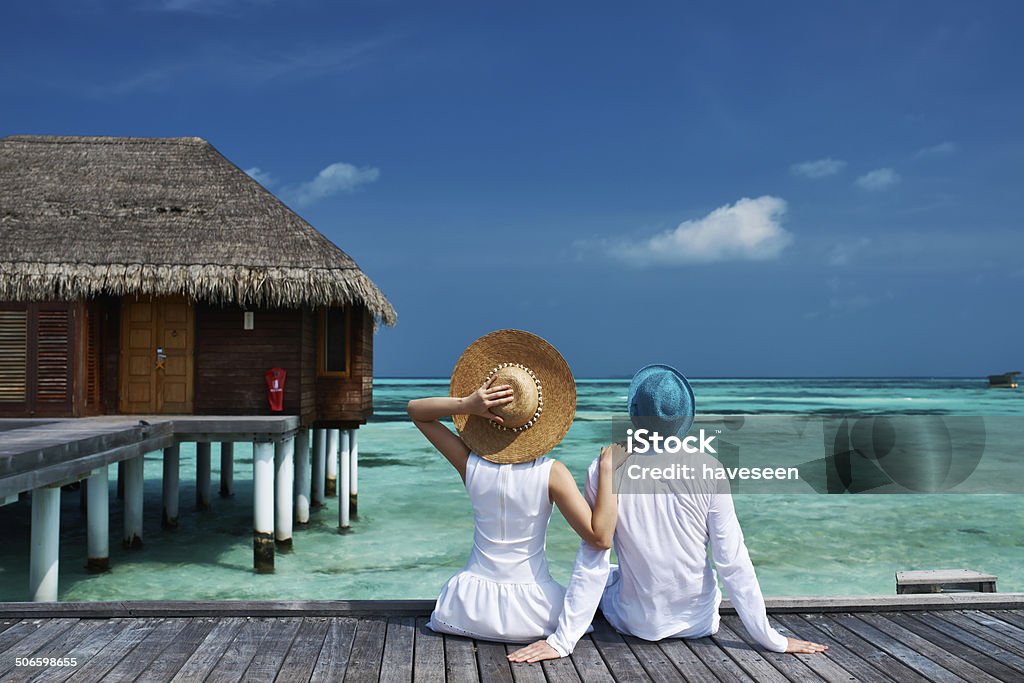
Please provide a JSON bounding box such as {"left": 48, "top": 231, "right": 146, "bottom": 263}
{"left": 546, "top": 455, "right": 788, "bottom": 656}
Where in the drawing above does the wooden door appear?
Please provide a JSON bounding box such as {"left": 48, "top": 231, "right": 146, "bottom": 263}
{"left": 119, "top": 295, "right": 194, "bottom": 414}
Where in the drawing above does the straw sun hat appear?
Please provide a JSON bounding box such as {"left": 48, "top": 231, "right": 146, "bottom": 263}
{"left": 450, "top": 330, "right": 576, "bottom": 464}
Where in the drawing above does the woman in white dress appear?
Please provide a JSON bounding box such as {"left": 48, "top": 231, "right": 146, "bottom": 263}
{"left": 407, "top": 329, "right": 616, "bottom": 645}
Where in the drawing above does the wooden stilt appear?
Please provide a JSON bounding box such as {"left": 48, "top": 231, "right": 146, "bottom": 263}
{"left": 30, "top": 485, "right": 60, "bottom": 602}
{"left": 86, "top": 467, "right": 109, "bottom": 573}
{"left": 196, "top": 442, "right": 212, "bottom": 510}
{"left": 123, "top": 455, "right": 144, "bottom": 549}
{"left": 350, "top": 428, "right": 359, "bottom": 517}
{"left": 219, "top": 442, "right": 234, "bottom": 497}
{"left": 294, "top": 429, "right": 311, "bottom": 526}
{"left": 253, "top": 441, "right": 275, "bottom": 573}
{"left": 311, "top": 429, "right": 326, "bottom": 509}
{"left": 326, "top": 429, "right": 339, "bottom": 496}
{"left": 275, "top": 437, "right": 294, "bottom": 551}
{"left": 162, "top": 444, "right": 179, "bottom": 529}
{"left": 339, "top": 431, "right": 351, "bottom": 531}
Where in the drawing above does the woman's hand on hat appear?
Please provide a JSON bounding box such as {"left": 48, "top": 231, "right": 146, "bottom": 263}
{"left": 461, "top": 377, "right": 514, "bottom": 423}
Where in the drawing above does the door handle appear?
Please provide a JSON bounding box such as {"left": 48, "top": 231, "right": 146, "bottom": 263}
{"left": 156, "top": 346, "right": 167, "bottom": 370}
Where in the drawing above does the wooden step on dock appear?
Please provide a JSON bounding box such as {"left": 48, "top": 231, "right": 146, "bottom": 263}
{"left": 1, "top": 596, "right": 1023, "bottom": 682}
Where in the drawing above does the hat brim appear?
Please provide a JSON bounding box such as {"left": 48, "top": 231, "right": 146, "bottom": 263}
{"left": 628, "top": 363, "right": 695, "bottom": 436}
{"left": 450, "top": 330, "right": 576, "bottom": 464}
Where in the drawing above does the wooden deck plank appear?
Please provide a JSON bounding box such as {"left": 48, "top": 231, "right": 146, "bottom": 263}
{"left": 241, "top": 617, "right": 302, "bottom": 682}
{"left": 308, "top": 617, "right": 358, "bottom": 682}
{"left": 135, "top": 617, "right": 218, "bottom": 683}
{"left": 475, "top": 640, "right": 514, "bottom": 683}
{"left": 272, "top": 617, "right": 330, "bottom": 683}
{"left": 413, "top": 617, "right": 446, "bottom": 683}
{"left": 891, "top": 612, "right": 1024, "bottom": 682}
{"left": 982, "top": 610, "right": 1024, "bottom": 643}
{"left": 0, "top": 619, "right": 78, "bottom": 672}
{"left": 566, "top": 635, "right": 616, "bottom": 683}
{"left": 654, "top": 638, "right": 721, "bottom": 683}
{"left": 540, "top": 647, "right": 582, "bottom": 683}
{"left": 60, "top": 617, "right": 162, "bottom": 683}
{"left": 835, "top": 613, "right": 966, "bottom": 683}
{"left": 682, "top": 633, "right": 755, "bottom": 682}
{"left": 621, "top": 634, "right": 690, "bottom": 682}
{"left": 0, "top": 621, "right": 52, "bottom": 656}
{"left": 204, "top": 616, "right": 275, "bottom": 683}
{"left": 721, "top": 614, "right": 853, "bottom": 683}
{"left": 380, "top": 616, "right": 416, "bottom": 683}
{"left": 858, "top": 612, "right": 1004, "bottom": 682}
{"left": 588, "top": 619, "right": 653, "bottom": 682}
{"left": 501, "top": 644, "right": 547, "bottom": 683}
{"left": 712, "top": 619, "right": 790, "bottom": 682}
{"left": 99, "top": 617, "right": 189, "bottom": 683}
{"left": 799, "top": 614, "right": 928, "bottom": 683}
{"left": 344, "top": 616, "right": 388, "bottom": 683}
{"left": 28, "top": 619, "right": 133, "bottom": 683}
{"left": 6, "top": 620, "right": 106, "bottom": 683}
{"left": 168, "top": 616, "right": 246, "bottom": 683}
{"left": 444, "top": 634, "right": 481, "bottom": 683}
{"left": 775, "top": 614, "right": 894, "bottom": 683}
{"left": 952, "top": 611, "right": 1024, "bottom": 657}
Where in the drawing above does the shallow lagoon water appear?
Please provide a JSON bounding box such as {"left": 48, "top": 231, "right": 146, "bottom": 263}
{"left": 1, "top": 378, "right": 1022, "bottom": 601}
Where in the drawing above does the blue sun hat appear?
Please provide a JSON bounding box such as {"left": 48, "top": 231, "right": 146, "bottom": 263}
{"left": 628, "top": 364, "right": 695, "bottom": 436}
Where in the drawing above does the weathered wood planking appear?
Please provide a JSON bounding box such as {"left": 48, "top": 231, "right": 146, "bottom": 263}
{"left": 0, "top": 610, "right": 1021, "bottom": 682}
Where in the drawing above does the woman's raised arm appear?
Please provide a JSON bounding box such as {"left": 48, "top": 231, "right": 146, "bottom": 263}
{"left": 407, "top": 378, "right": 514, "bottom": 481}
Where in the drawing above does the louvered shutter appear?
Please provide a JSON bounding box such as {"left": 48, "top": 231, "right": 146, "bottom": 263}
{"left": 0, "top": 309, "right": 28, "bottom": 404}
{"left": 35, "top": 308, "right": 72, "bottom": 405}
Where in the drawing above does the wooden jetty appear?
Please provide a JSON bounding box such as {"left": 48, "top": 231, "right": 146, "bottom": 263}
{"left": 0, "top": 595, "right": 1023, "bottom": 681}
{"left": 0, "top": 415, "right": 363, "bottom": 601}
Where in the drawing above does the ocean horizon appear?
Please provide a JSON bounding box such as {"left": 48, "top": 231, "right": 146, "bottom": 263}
{"left": 1, "top": 377, "right": 1021, "bottom": 602}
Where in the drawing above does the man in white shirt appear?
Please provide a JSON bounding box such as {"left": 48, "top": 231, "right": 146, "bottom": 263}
{"left": 508, "top": 364, "right": 827, "bottom": 662}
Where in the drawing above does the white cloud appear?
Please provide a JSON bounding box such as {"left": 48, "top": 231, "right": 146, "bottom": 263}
{"left": 287, "top": 162, "right": 380, "bottom": 206}
{"left": 914, "top": 141, "right": 957, "bottom": 158}
{"left": 791, "top": 158, "right": 846, "bottom": 179}
{"left": 855, "top": 168, "right": 901, "bottom": 191}
{"left": 245, "top": 167, "right": 275, "bottom": 187}
{"left": 607, "top": 196, "right": 793, "bottom": 266}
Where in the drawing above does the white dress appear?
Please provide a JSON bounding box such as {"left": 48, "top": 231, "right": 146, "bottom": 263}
{"left": 428, "top": 453, "right": 566, "bottom": 642}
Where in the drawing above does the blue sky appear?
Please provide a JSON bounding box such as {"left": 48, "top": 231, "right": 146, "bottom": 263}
{"left": 3, "top": 1, "right": 1023, "bottom": 377}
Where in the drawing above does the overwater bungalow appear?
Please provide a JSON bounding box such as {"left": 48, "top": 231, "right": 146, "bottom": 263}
{"left": 987, "top": 371, "right": 1020, "bottom": 389}
{"left": 0, "top": 135, "right": 395, "bottom": 594}
{"left": 0, "top": 135, "right": 395, "bottom": 422}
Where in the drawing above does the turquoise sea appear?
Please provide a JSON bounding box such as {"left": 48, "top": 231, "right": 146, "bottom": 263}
{"left": 1, "top": 378, "right": 1022, "bottom": 602}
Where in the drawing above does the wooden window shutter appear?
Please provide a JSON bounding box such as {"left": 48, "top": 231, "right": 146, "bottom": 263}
{"left": 0, "top": 309, "right": 28, "bottom": 403}
{"left": 35, "top": 308, "right": 71, "bottom": 404}
{"left": 84, "top": 305, "right": 101, "bottom": 407}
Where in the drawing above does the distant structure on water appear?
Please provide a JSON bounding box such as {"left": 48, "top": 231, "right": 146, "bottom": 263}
{"left": 987, "top": 371, "right": 1020, "bottom": 389}
{"left": 0, "top": 135, "right": 396, "bottom": 423}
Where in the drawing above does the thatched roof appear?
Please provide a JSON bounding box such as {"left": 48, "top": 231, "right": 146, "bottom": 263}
{"left": 0, "top": 135, "right": 395, "bottom": 325}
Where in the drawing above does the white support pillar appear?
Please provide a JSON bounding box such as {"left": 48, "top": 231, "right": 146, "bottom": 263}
{"left": 311, "top": 429, "right": 326, "bottom": 508}
{"left": 196, "top": 442, "right": 212, "bottom": 510}
{"left": 29, "top": 485, "right": 60, "bottom": 602}
{"left": 325, "top": 429, "right": 339, "bottom": 496}
{"left": 162, "top": 444, "right": 179, "bottom": 529}
{"left": 349, "top": 428, "right": 359, "bottom": 517}
{"left": 294, "top": 429, "right": 311, "bottom": 526}
{"left": 253, "top": 441, "right": 275, "bottom": 573}
{"left": 86, "top": 467, "right": 109, "bottom": 573}
{"left": 339, "top": 431, "right": 351, "bottom": 530}
{"left": 123, "top": 455, "right": 144, "bottom": 549}
{"left": 275, "top": 437, "right": 295, "bottom": 551}
{"left": 220, "top": 442, "right": 234, "bottom": 497}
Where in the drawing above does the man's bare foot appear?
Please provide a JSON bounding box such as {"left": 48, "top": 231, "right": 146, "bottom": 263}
{"left": 507, "top": 640, "right": 561, "bottom": 663}
{"left": 786, "top": 637, "right": 828, "bottom": 653}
